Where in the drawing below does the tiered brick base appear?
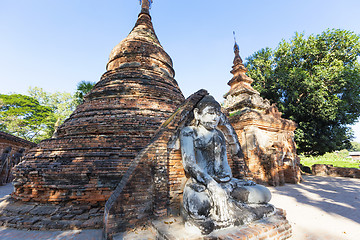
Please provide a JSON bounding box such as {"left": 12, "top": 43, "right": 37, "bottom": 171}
{"left": 116, "top": 209, "right": 291, "bottom": 240}
{"left": 0, "top": 197, "right": 103, "bottom": 230}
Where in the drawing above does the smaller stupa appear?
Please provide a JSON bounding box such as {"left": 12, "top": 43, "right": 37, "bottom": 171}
{"left": 223, "top": 40, "right": 301, "bottom": 186}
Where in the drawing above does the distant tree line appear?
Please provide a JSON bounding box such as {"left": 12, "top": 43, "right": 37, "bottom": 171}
{"left": 0, "top": 81, "right": 95, "bottom": 143}
{"left": 246, "top": 29, "right": 360, "bottom": 155}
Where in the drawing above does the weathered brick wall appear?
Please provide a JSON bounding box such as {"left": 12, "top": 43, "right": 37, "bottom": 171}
{"left": 168, "top": 149, "right": 186, "bottom": 215}
{"left": 230, "top": 111, "right": 301, "bottom": 186}
{"left": 0, "top": 131, "right": 36, "bottom": 157}
{"left": 0, "top": 131, "right": 36, "bottom": 185}
{"left": 224, "top": 43, "right": 301, "bottom": 187}
{"left": 312, "top": 164, "right": 360, "bottom": 178}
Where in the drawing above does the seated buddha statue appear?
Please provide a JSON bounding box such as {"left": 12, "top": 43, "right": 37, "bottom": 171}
{"left": 179, "top": 95, "right": 273, "bottom": 234}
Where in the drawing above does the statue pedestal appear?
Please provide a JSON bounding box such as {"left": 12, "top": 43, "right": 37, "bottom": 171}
{"left": 115, "top": 208, "right": 291, "bottom": 240}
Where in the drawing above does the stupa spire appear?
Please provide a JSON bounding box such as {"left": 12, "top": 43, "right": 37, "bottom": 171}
{"left": 140, "top": 0, "right": 152, "bottom": 14}
{"left": 223, "top": 33, "right": 259, "bottom": 101}
{"left": 233, "top": 31, "right": 243, "bottom": 64}
{"left": 228, "top": 33, "right": 252, "bottom": 86}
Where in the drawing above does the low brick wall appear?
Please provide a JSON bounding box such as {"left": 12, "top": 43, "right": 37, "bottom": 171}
{"left": 312, "top": 164, "right": 360, "bottom": 178}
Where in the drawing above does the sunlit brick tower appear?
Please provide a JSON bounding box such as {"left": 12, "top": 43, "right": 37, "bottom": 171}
{"left": 1, "top": 0, "right": 184, "bottom": 230}
{"left": 224, "top": 40, "right": 301, "bottom": 186}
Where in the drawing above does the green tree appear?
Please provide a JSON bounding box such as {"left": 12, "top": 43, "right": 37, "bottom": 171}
{"left": 27, "top": 87, "right": 77, "bottom": 136}
{"left": 349, "top": 141, "right": 360, "bottom": 151}
{"left": 75, "top": 80, "right": 96, "bottom": 104}
{"left": 246, "top": 29, "right": 360, "bottom": 155}
{"left": 0, "top": 94, "right": 53, "bottom": 143}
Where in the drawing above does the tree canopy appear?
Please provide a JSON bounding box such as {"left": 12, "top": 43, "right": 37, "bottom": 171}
{"left": 75, "top": 80, "right": 96, "bottom": 104}
{"left": 349, "top": 141, "right": 360, "bottom": 152}
{"left": 0, "top": 82, "right": 88, "bottom": 143}
{"left": 28, "top": 87, "right": 77, "bottom": 135}
{"left": 0, "top": 94, "right": 53, "bottom": 143}
{"left": 246, "top": 29, "right": 360, "bottom": 155}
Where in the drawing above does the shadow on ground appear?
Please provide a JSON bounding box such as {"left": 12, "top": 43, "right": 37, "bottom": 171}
{"left": 270, "top": 175, "right": 360, "bottom": 224}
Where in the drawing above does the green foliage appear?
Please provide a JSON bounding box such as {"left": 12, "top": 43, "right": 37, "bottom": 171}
{"left": 0, "top": 82, "right": 92, "bottom": 143}
{"left": 75, "top": 80, "right": 96, "bottom": 104}
{"left": 246, "top": 29, "right": 360, "bottom": 155}
{"left": 28, "top": 87, "right": 77, "bottom": 137}
{"left": 0, "top": 94, "right": 53, "bottom": 143}
{"left": 348, "top": 141, "right": 360, "bottom": 151}
{"left": 300, "top": 150, "right": 359, "bottom": 168}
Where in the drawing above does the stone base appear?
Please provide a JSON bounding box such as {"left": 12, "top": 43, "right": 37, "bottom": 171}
{"left": 116, "top": 209, "right": 291, "bottom": 240}
{"left": 0, "top": 196, "right": 103, "bottom": 230}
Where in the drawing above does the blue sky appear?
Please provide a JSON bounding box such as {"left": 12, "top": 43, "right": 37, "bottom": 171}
{"left": 1, "top": 0, "right": 360, "bottom": 141}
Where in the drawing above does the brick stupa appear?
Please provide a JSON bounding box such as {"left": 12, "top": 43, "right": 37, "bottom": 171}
{"left": 224, "top": 42, "right": 301, "bottom": 186}
{"left": 0, "top": 0, "right": 184, "bottom": 230}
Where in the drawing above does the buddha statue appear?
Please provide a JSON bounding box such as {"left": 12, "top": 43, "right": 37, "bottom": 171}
{"left": 179, "top": 95, "right": 274, "bottom": 234}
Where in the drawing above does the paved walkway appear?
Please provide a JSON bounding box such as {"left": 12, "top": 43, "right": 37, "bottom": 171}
{"left": 0, "top": 175, "right": 359, "bottom": 239}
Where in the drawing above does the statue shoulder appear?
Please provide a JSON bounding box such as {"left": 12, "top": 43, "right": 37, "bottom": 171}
{"left": 180, "top": 126, "right": 195, "bottom": 137}
{"left": 215, "top": 128, "right": 226, "bottom": 139}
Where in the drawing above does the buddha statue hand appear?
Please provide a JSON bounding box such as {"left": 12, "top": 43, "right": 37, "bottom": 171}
{"left": 207, "top": 179, "right": 234, "bottom": 222}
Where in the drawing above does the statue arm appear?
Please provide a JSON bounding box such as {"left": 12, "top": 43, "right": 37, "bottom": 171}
{"left": 180, "top": 127, "right": 213, "bottom": 185}
{"left": 218, "top": 113, "right": 243, "bottom": 158}
{"left": 214, "top": 129, "right": 232, "bottom": 182}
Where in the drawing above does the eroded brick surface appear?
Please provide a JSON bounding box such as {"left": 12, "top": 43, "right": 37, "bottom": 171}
{"left": 223, "top": 43, "right": 301, "bottom": 186}
{"left": 0, "top": 131, "right": 36, "bottom": 185}
{"left": 0, "top": 197, "right": 103, "bottom": 230}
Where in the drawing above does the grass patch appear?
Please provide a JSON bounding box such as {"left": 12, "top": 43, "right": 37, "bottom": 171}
{"left": 300, "top": 150, "right": 360, "bottom": 169}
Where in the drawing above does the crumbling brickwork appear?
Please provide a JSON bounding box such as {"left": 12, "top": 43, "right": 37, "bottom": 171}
{"left": 0, "top": 131, "right": 36, "bottom": 185}
{"left": 223, "top": 43, "right": 301, "bottom": 186}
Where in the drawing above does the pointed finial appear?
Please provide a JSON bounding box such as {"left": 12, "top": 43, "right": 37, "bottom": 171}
{"left": 140, "top": 0, "right": 152, "bottom": 14}
{"left": 232, "top": 31, "right": 243, "bottom": 64}
{"left": 233, "top": 31, "right": 239, "bottom": 54}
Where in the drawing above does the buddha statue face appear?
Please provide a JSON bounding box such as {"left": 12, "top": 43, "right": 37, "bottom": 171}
{"left": 194, "top": 103, "right": 221, "bottom": 130}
